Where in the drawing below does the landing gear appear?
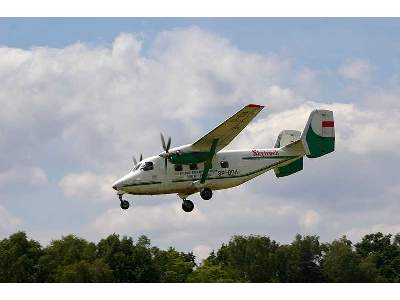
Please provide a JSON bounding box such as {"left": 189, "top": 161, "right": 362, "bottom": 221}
{"left": 120, "top": 200, "right": 130, "bottom": 210}
{"left": 118, "top": 194, "right": 130, "bottom": 210}
{"left": 200, "top": 188, "right": 213, "bottom": 200}
{"left": 182, "top": 199, "right": 194, "bottom": 212}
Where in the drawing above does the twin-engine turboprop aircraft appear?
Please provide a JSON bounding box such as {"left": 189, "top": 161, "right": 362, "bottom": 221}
{"left": 112, "top": 104, "right": 335, "bottom": 212}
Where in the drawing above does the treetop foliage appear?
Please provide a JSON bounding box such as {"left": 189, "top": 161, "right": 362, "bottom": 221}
{"left": 1, "top": 231, "right": 400, "bottom": 283}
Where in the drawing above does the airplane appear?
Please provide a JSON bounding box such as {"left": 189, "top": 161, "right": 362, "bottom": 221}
{"left": 112, "top": 104, "right": 335, "bottom": 212}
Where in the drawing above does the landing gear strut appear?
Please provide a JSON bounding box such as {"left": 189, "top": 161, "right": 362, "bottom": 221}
{"left": 119, "top": 194, "right": 130, "bottom": 210}
{"left": 182, "top": 199, "right": 194, "bottom": 212}
{"left": 200, "top": 188, "right": 213, "bottom": 200}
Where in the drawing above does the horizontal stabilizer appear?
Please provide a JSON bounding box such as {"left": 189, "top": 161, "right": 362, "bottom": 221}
{"left": 274, "top": 157, "right": 303, "bottom": 178}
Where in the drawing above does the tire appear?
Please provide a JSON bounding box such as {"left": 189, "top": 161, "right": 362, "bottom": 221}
{"left": 182, "top": 200, "right": 194, "bottom": 212}
{"left": 120, "top": 200, "right": 130, "bottom": 210}
{"left": 200, "top": 188, "right": 212, "bottom": 200}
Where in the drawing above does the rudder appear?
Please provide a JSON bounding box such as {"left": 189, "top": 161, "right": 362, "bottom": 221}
{"left": 301, "top": 109, "right": 335, "bottom": 158}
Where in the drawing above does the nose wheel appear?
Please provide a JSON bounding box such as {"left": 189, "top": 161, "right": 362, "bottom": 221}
{"left": 118, "top": 194, "right": 130, "bottom": 210}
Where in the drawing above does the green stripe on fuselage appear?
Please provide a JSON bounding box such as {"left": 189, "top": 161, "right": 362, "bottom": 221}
{"left": 172, "top": 157, "right": 295, "bottom": 183}
{"left": 242, "top": 156, "right": 298, "bottom": 160}
{"left": 169, "top": 151, "right": 210, "bottom": 164}
{"left": 122, "top": 181, "right": 162, "bottom": 188}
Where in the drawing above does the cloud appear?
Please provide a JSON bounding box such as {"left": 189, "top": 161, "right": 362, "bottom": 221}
{"left": 345, "top": 223, "right": 400, "bottom": 242}
{"left": 0, "top": 165, "right": 48, "bottom": 189}
{"left": 59, "top": 172, "right": 117, "bottom": 202}
{"left": 90, "top": 201, "right": 206, "bottom": 242}
{"left": 193, "top": 245, "right": 212, "bottom": 263}
{"left": 300, "top": 209, "right": 320, "bottom": 230}
{"left": 338, "top": 58, "right": 373, "bottom": 81}
{"left": 0, "top": 205, "right": 22, "bottom": 238}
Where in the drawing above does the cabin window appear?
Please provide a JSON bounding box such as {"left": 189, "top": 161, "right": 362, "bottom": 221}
{"left": 189, "top": 163, "right": 198, "bottom": 170}
{"left": 141, "top": 161, "right": 154, "bottom": 171}
{"left": 174, "top": 164, "right": 183, "bottom": 171}
{"left": 220, "top": 160, "right": 229, "bottom": 168}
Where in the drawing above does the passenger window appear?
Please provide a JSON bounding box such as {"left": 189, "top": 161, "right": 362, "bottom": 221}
{"left": 189, "top": 163, "right": 198, "bottom": 170}
{"left": 174, "top": 164, "right": 183, "bottom": 171}
{"left": 220, "top": 161, "right": 229, "bottom": 168}
{"left": 141, "top": 161, "right": 154, "bottom": 171}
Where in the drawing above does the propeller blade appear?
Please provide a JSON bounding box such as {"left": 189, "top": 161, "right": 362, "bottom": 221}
{"left": 164, "top": 158, "right": 168, "bottom": 172}
{"left": 132, "top": 156, "right": 137, "bottom": 166}
{"left": 139, "top": 153, "right": 143, "bottom": 162}
{"left": 160, "top": 133, "right": 167, "bottom": 151}
{"left": 166, "top": 137, "right": 171, "bottom": 152}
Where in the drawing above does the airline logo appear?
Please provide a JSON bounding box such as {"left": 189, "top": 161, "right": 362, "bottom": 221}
{"left": 251, "top": 150, "right": 279, "bottom": 157}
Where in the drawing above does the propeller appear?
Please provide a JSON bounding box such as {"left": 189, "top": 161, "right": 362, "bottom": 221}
{"left": 160, "top": 133, "right": 172, "bottom": 171}
{"left": 132, "top": 153, "right": 143, "bottom": 168}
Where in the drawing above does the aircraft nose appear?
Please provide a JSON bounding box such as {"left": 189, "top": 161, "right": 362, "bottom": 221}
{"left": 112, "top": 178, "right": 123, "bottom": 191}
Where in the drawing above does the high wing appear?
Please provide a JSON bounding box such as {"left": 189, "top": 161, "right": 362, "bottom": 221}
{"left": 191, "top": 104, "right": 265, "bottom": 153}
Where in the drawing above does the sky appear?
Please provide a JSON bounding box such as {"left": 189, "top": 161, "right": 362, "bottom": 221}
{"left": 1, "top": 18, "right": 400, "bottom": 260}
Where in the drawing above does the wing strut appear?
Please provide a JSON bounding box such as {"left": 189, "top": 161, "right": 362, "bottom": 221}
{"left": 200, "top": 138, "right": 218, "bottom": 184}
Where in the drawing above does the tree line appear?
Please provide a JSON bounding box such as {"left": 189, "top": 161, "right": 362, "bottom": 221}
{"left": 1, "top": 231, "right": 400, "bottom": 282}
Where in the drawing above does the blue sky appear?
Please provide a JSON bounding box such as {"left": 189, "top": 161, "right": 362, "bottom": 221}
{"left": 1, "top": 18, "right": 400, "bottom": 259}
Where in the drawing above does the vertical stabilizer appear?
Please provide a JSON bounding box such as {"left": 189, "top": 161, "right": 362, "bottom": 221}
{"left": 301, "top": 110, "right": 335, "bottom": 158}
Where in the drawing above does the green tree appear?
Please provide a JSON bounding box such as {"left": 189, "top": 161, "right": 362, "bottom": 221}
{"left": 0, "top": 232, "right": 42, "bottom": 282}
{"left": 355, "top": 232, "right": 400, "bottom": 282}
{"left": 187, "top": 253, "right": 237, "bottom": 282}
{"left": 97, "top": 234, "right": 159, "bottom": 282}
{"left": 39, "top": 234, "right": 113, "bottom": 282}
{"left": 321, "top": 236, "right": 377, "bottom": 282}
{"left": 56, "top": 259, "right": 114, "bottom": 282}
{"left": 215, "top": 235, "right": 280, "bottom": 282}
{"left": 277, "top": 234, "right": 323, "bottom": 282}
{"left": 152, "top": 247, "right": 195, "bottom": 282}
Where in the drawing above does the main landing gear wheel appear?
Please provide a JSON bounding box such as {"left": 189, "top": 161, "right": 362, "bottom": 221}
{"left": 118, "top": 194, "right": 130, "bottom": 210}
{"left": 200, "top": 188, "right": 213, "bottom": 200}
{"left": 182, "top": 199, "right": 194, "bottom": 212}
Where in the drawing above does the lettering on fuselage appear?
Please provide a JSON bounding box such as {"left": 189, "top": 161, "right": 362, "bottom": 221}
{"left": 175, "top": 168, "right": 240, "bottom": 180}
{"left": 217, "top": 169, "right": 239, "bottom": 177}
{"left": 251, "top": 149, "right": 279, "bottom": 157}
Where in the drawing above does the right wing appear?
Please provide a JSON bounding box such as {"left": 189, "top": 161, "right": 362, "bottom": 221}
{"left": 191, "top": 104, "right": 265, "bottom": 153}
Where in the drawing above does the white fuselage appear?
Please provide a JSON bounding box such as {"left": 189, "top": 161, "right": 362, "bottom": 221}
{"left": 113, "top": 147, "right": 300, "bottom": 197}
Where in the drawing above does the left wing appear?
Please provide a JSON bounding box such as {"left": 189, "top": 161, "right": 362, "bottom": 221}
{"left": 191, "top": 104, "right": 264, "bottom": 153}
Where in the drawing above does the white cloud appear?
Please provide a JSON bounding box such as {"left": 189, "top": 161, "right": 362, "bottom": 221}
{"left": 90, "top": 201, "right": 206, "bottom": 240}
{"left": 193, "top": 245, "right": 212, "bottom": 263}
{"left": 0, "top": 27, "right": 302, "bottom": 176}
{"left": 59, "top": 172, "right": 117, "bottom": 202}
{"left": 0, "top": 165, "right": 48, "bottom": 188}
{"left": 0, "top": 205, "right": 22, "bottom": 238}
{"left": 338, "top": 58, "right": 373, "bottom": 81}
{"left": 300, "top": 209, "right": 320, "bottom": 230}
{"left": 345, "top": 223, "right": 400, "bottom": 242}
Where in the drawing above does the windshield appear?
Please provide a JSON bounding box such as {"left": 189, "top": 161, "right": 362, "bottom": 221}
{"left": 141, "top": 161, "right": 154, "bottom": 171}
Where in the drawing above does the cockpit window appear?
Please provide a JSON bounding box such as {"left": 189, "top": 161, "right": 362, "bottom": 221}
{"left": 141, "top": 161, "right": 154, "bottom": 171}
